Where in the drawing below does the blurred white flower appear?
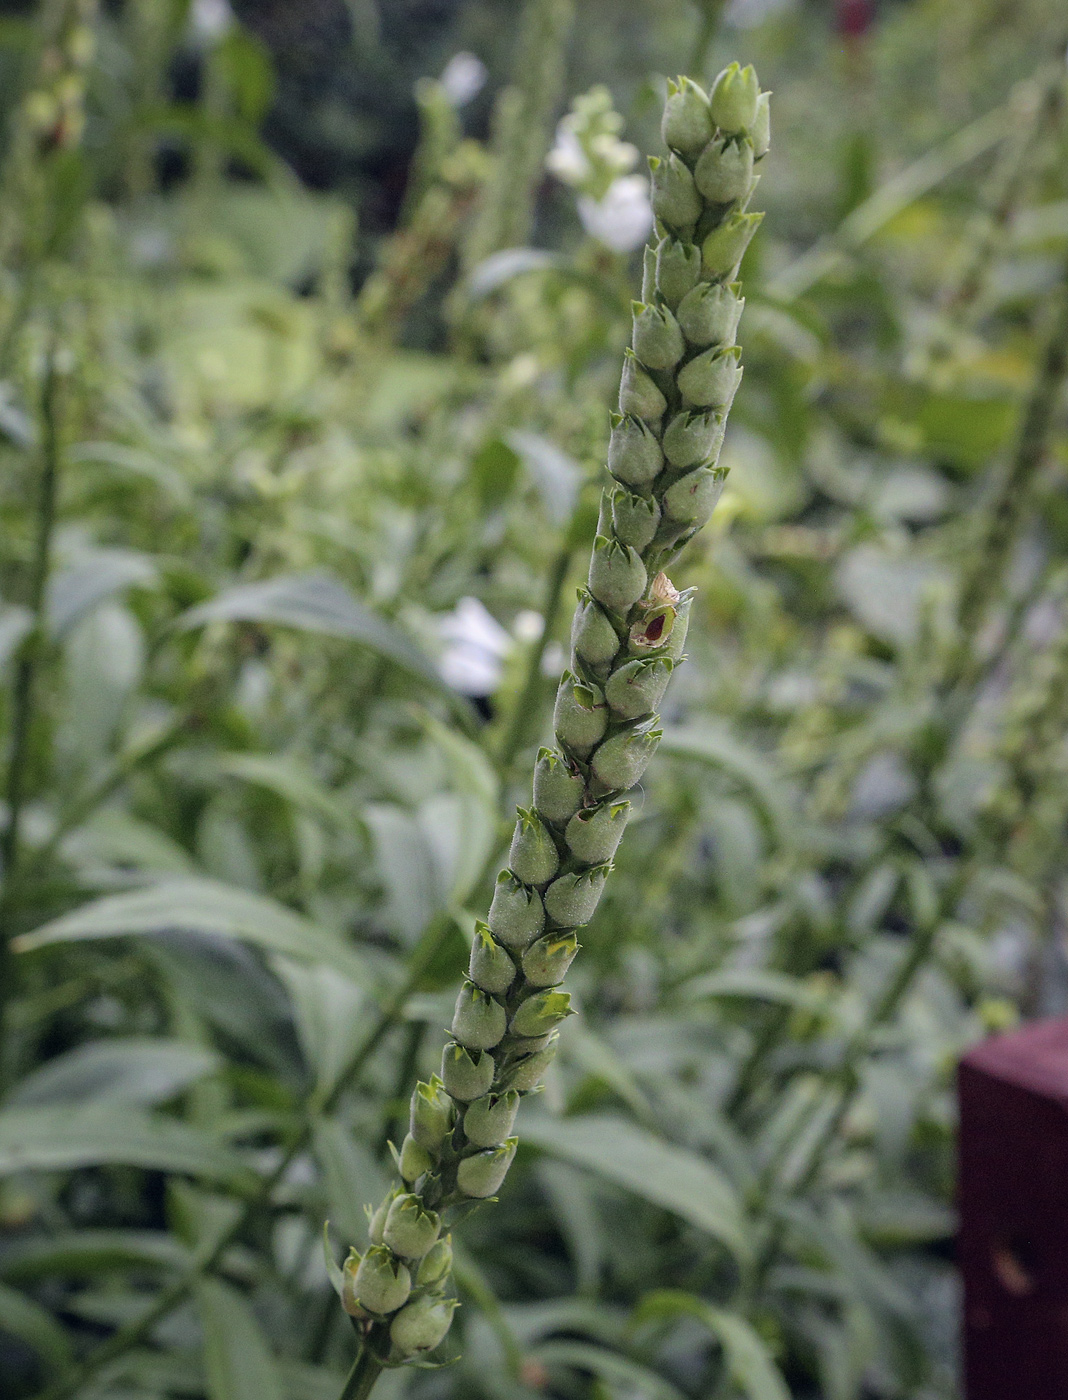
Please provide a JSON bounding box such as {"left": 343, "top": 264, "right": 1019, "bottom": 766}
{"left": 191, "top": 0, "right": 233, "bottom": 41}
{"left": 546, "top": 127, "right": 591, "bottom": 186}
{"left": 578, "top": 175, "right": 654, "bottom": 252}
{"left": 440, "top": 52, "right": 488, "bottom": 107}
{"left": 513, "top": 610, "right": 545, "bottom": 643}
{"left": 437, "top": 597, "right": 513, "bottom": 696}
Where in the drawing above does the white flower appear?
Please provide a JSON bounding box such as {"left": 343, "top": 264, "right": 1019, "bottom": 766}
{"left": 546, "top": 126, "right": 591, "bottom": 187}
{"left": 437, "top": 597, "right": 513, "bottom": 696}
{"left": 577, "top": 175, "right": 654, "bottom": 253}
{"left": 440, "top": 52, "right": 487, "bottom": 108}
{"left": 191, "top": 0, "right": 233, "bottom": 41}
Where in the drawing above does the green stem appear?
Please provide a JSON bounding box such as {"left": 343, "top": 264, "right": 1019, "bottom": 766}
{"left": 689, "top": 0, "right": 727, "bottom": 77}
{"left": 338, "top": 1347, "right": 384, "bottom": 1400}
{"left": 496, "top": 541, "right": 575, "bottom": 774}
{"left": 29, "top": 918, "right": 455, "bottom": 1400}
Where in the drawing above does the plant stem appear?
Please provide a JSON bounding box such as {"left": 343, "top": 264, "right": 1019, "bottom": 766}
{"left": 338, "top": 1346, "right": 384, "bottom": 1400}
{"left": 689, "top": 0, "right": 727, "bottom": 76}
{"left": 28, "top": 917, "right": 455, "bottom": 1400}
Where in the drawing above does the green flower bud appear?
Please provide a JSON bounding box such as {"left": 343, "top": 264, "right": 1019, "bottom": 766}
{"left": 591, "top": 720, "right": 662, "bottom": 791}
{"left": 452, "top": 980, "right": 507, "bottom": 1050}
{"left": 655, "top": 238, "right": 702, "bottom": 309}
{"left": 341, "top": 1250, "right": 368, "bottom": 1318}
{"left": 649, "top": 152, "right": 702, "bottom": 230}
{"left": 619, "top": 350, "right": 667, "bottom": 422}
{"left": 499, "top": 1035, "right": 559, "bottom": 1091}
{"left": 565, "top": 799, "right": 630, "bottom": 864}
{"left": 533, "top": 747, "right": 587, "bottom": 823}
{"left": 588, "top": 535, "right": 648, "bottom": 614}
{"left": 457, "top": 1138, "right": 517, "bottom": 1198}
{"left": 390, "top": 1295, "right": 458, "bottom": 1357}
{"left": 354, "top": 1246, "right": 411, "bottom": 1315}
{"left": 509, "top": 1030, "right": 556, "bottom": 1054}
{"left": 662, "top": 409, "right": 725, "bottom": 469}
{"left": 662, "top": 465, "right": 729, "bottom": 528}
{"left": 663, "top": 593, "right": 694, "bottom": 661}
{"left": 543, "top": 865, "right": 609, "bottom": 927}
{"left": 416, "top": 1234, "right": 453, "bottom": 1288}
{"left": 702, "top": 211, "right": 763, "bottom": 278}
{"left": 410, "top": 1076, "right": 454, "bottom": 1151}
{"left": 694, "top": 135, "right": 754, "bottom": 204}
{"left": 553, "top": 673, "right": 608, "bottom": 757}
{"left": 661, "top": 76, "right": 714, "bottom": 156}
{"left": 488, "top": 872, "right": 545, "bottom": 949}
{"left": 631, "top": 301, "right": 685, "bottom": 371}
{"left": 383, "top": 1194, "right": 442, "bottom": 1259}
{"left": 512, "top": 988, "right": 575, "bottom": 1039}
{"left": 710, "top": 62, "right": 760, "bottom": 134}
{"left": 605, "top": 656, "right": 673, "bottom": 720}
{"left": 441, "top": 1041, "right": 495, "bottom": 1101}
{"left": 522, "top": 930, "right": 580, "bottom": 987}
{"left": 751, "top": 91, "right": 771, "bottom": 158}
{"left": 464, "top": 1090, "right": 520, "bottom": 1147}
{"left": 399, "top": 1133, "right": 433, "bottom": 1183}
{"left": 641, "top": 243, "right": 656, "bottom": 302}
{"left": 509, "top": 808, "right": 560, "bottom": 886}
{"left": 571, "top": 594, "right": 621, "bottom": 670}
{"left": 469, "top": 922, "right": 517, "bottom": 996}
{"left": 676, "top": 280, "right": 744, "bottom": 349}
{"left": 677, "top": 344, "right": 743, "bottom": 410}
{"left": 608, "top": 415, "right": 663, "bottom": 487}
{"left": 610, "top": 487, "right": 660, "bottom": 552}
{"left": 629, "top": 604, "right": 676, "bottom": 653}
{"left": 368, "top": 1191, "right": 395, "bottom": 1246}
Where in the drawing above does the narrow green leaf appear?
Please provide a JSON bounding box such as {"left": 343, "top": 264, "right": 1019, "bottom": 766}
{"left": 6, "top": 1038, "right": 219, "bottom": 1109}
{"left": 522, "top": 1114, "right": 749, "bottom": 1261}
{"left": 13, "top": 876, "right": 369, "bottom": 985}
{"left": 0, "top": 1281, "right": 73, "bottom": 1373}
{"left": 196, "top": 1277, "right": 284, "bottom": 1400}
{"left": 533, "top": 1340, "right": 687, "bottom": 1400}
{"left": 636, "top": 1292, "right": 790, "bottom": 1400}
{"left": 0, "top": 1229, "right": 190, "bottom": 1283}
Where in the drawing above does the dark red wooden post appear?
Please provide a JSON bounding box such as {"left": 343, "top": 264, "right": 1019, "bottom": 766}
{"left": 958, "top": 1016, "right": 1068, "bottom": 1399}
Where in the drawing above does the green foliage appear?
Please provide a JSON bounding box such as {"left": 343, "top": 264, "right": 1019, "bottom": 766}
{"left": 0, "top": 1, "right": 1067, "bottom": 1399}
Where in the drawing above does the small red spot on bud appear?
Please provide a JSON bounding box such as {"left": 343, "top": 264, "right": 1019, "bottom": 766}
{"left": 646, "top": 614, "right": 666, "bottom": 642}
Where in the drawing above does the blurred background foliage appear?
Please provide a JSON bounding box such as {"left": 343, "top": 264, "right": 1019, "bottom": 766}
{"left": 0, "top": 0, "right": 1067, "bottom": 1398}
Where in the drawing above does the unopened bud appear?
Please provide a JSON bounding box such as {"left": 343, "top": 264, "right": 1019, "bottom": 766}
{"left": 605, "top": 656, "right": 673, "bottom": 720}
{"left": 694, "top": 135, "right": 754, "bottom": 204}
{"left": 354, "top": 1245, "right": 411, "bottom": 1315}
{"left": 499, "top": 1035, "right": 559, "bottom": 1091}
{"left": 619, "top": 350, "right": 667, "bottom": 422}
{"left": 553, "top": 674, "right": 608, "bottom": 757}
{"left": 341, "top": 1250, "right": 369, "bottom": 1318}
{"left": 522, "top": 930, "right": 580, "bottom": 987}
{"left": 543, "top": 865, "right": 610, "bottom": 926}
{"left": 641, "top": 243, "right": 656, "bottom": 302}
{"left": 676, "top": 281, "right": 744, "bottom": 349}
{"left": 662, "top": 465, "right": 729, "bottom": 527}
{"left": 751, "top": 91, "right": 771, "bottom": 158}
{"left": 631, "top": 301, "right": 685, "bottom": 371}
{"left": 368, "top": 1190, "right": 396, "bottom": 1245}
{"left": 533, "top": 748, "right": 587, "bottom": 823}
{"left": 677, "top": 344, "right": 743, "bottom": 410}
{"left": 591, "top": 720, "right": 661, "bottom": 791}
{"left": 649, "top": 152, "right": 702, "bottom": 230}
{"left": 661, "top": 76, "right": 714, "bottom": 156}
{"left": 441, "top": 1041, "right": 495, "bottom": 1101}
{"left": 390, "top": 1295, "right": 458, "bottom": 1356}
{"left": 469, "top": 923, "right": 517, "bottom": 996}
{"left": 710, "top": 62, "right": 760, "bottom": 134}
{"left": 662, "top": 409, "right": 725, "bottom": 469}
{"left": 655, "top": 238, "right": 702, "bottom": 309}
{"left": 383, "top": 1194, "right": 441, "bottom": 1259}
{"left": 565, "top": 800, "right": 630, "bottom": 865}
{"left": 663, "top": 593, "right": 694, "bottom": 661}
{"left": 509, "top": 808, "right": 560, "bottom": 886}
{"left": 464, "top": 1090, "right": 520, "bottom": 1147}
{"left": 702, "top": 211, "right": 763, "bottom": 278}
{"left": 571, "top": 594, "right": 621, "bottom": 670}
{"left": 488, "top": 872, "right": 545, "bottom": 949}
{"left": 457, "top": 1138, "right": 517, "bottom": 1198}
{"left": 416, "top": 1234, "right": 453, "bottom": 1288}
{"left": 588, "top": 535, "right": 648, "bottom": 614}
{"left": 610, "top": 487, "right": 661, "bottom": 552}
{"left": 399, "top": 1133, "right": 433, "bottom": 1182}
{"left": 452, "top": 980, "right": 507, "bottom": 1050}
{"left": 410, "top": 1076, "right": 454, "bottom": 1151}
{"left": 608, "top": 415, "right": 663, "bottom": 487}
{"left": 511, "top": 989, "right": 575, "bottom": 1038}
